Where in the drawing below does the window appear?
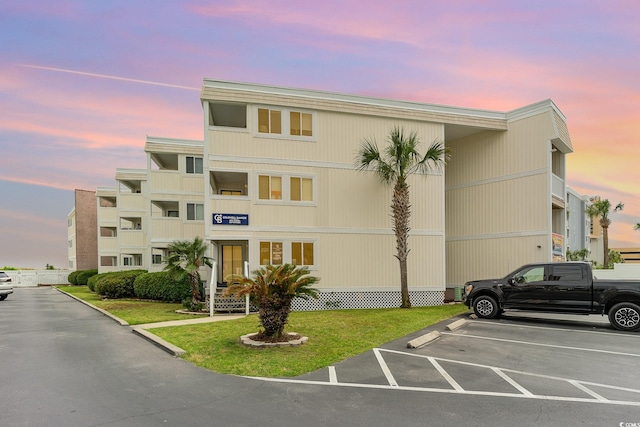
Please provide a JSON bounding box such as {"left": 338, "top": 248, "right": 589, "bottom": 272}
{"left": 68, "top": 218, "right": 73, "bottom": 227}
{"left": 186, "top": 157, "right": 203, "bottom": 174}
{"left": 260, "top": 241, "right": 283, "bottom": 265}
{"left": 123, "top": 254, "right": 142, "bottom": 267}
{"left": 187, "top": 203, "right": 204, "bottom": 221}
{"left": 549, "top": 265, "right": 583, "bottom": 281}
{"left": 291, "top": 242, "right": 314, "bottom": 266}
{"left": 100, "top": 256, "right": 117, "bottom": 267}
{"left": 167, "top": 210, "right": 179, "bottom": 218}
{"left": 68, "top": 240, "right": 73, "bottom": 248}
{"left": 290, "top": 111, "right": 313, "bottom": 137}
{"left": 220, "top": 190, "right": 243, "bottom": 196}
{"left": 152, "top": 254, "right": 163, "bottom": 265}
{"left": 258, "top": 108, "right": 281, "bottom": 134}
{"left": 258, "top": 175, "right": 282, "bottom": 200}
{"left": 290, "top": 177, "right": 313, "bottom": 201}
{"left": 68, "top": 260, "right": 74, "bottom": 269}
{"left": 513, "top": 266, "right": 545, "bottom": 284}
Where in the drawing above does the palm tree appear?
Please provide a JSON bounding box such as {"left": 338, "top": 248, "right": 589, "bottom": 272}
{"left": 164, "top": 237, "right": 212, "bottom": 307}
{"left": 586, "top": 198, "right": 624, "bottom": 269}
{"left": 355, "top": 127, "right": 448, "bottom": 308}
{"left": 224, "top": 264, "right": 319, "bottom": 341}
{"left": 635, "top": 223, "right": 640, "bottom": 232}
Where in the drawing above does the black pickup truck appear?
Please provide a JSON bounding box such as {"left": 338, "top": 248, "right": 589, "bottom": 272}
{"left": 462, "top": 262, "right": 640, "bottom": 331}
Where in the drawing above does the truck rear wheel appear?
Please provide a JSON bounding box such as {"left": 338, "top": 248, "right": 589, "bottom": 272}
{"left": 473, "top": 295, "right": 499, "bottom": 319}
{"left": 609, "top": 302, "right": 640, "bottom": 331}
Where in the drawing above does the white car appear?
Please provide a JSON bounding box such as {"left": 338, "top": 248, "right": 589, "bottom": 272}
{"left": 0, "top": 271, "right": 13, "bottom": 300}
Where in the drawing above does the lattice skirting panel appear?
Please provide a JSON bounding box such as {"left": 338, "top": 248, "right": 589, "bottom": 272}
{"left": 290, "top": 290, "right": 445, "bottom": 311}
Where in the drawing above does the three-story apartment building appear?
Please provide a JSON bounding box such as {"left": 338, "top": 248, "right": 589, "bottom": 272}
{"left": 91, "top": 79, "right": 573, "bottom": 309}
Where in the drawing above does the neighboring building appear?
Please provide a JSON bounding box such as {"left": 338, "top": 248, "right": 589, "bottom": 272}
{"left": 96, "top": 137, "right": 204, "bottom": 273}
{"left": 610, "top": 247, "right": 640, "bottom": 264}
{"left": 588, "top": 199, "right": 605, "bottom": 265}
{"left": 67, "top": 189, "right": 98, "bottom": 271}
{"left": 565, "top": 186, "right": 591, "bottom": 255}
{"left": 91, "top": 79, "right": 573, "bottom": 309}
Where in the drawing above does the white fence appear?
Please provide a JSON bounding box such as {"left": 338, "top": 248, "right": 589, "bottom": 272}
{"left": 593, "top": 263, "right": 640, "bottom": 280}
{"left": 4, "top": 270, "right": 70, "bottom": 287}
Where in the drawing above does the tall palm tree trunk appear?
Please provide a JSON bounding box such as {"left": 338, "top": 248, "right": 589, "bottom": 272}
{"left": 190, "top": 273, "right": 201, "bottom": 305}
{"left": 393, "top": 180, "right": 411, "bottom": 308}
{"left": 603, "top": 225, "right": 610, "bottom": 269}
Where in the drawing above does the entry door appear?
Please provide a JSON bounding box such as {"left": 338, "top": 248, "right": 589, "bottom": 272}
{"left": 221, "top": 244, "right": 245, "bottom": 283}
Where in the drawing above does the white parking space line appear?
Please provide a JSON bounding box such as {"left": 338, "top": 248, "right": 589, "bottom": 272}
{"left": 491, "top": 368, "right": 533, "bottom": 397}
{"left": 440, "top": 332, "right": 640, "bottom": 357}
{"left": 373, "top": 348, "right": 398, "bottom": 387}
{"left": 328, "top": 366, "right": 338, "bottom": 384}
{"left": 467, "top": 319, "right": 640, "bottom": 339}
{"left": 568, "top": 380, "right": 609, "bottom": 402}
{"left": 243, "top": 347, "right": 640, "bottom": 407}
{"left": 428, "top": 357, "right": 464, "bottom": 392}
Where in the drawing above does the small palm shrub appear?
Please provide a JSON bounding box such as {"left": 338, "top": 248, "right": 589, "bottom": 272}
{"left": 95, "top": 270, "right": 147, "bottom": 299}
{"left": 134, "top": 271, "right": 191, "bottom": 302}
{"left": 224, "top": 264, "right": 319, "bottom": 341}
{"left": 76, "top": 269, "right": 98, "bottom": 286}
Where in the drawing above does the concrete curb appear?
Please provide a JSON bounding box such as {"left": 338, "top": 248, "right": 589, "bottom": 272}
{"left": 55, "top": 287, "right": 129, "bottom": 326}
{"left": 407, "top": 331, "right": 441, "bottom": 348}
{"left": 131, "top": 327, "right": 186, "bottom": 356}
{"left": 445, "top": 318, "right": 467, "bottom": 331}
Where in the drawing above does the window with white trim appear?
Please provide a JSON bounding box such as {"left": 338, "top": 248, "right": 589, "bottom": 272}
{"left": 186, "top": 156, "right": 203, "bottom": 174}
{"left": 259, "top": 240, "right": 316, "bottom": 267}
{"left": 152, "top": 254, "right": 163, "bottom": 265}
{"left": 290, "top": 111, "right": 313, "bottom": 137}
{"left": 291, "top": 241, "right": 314, "bottom": 266}
{"left": 255, "top": 106, "right": 315, "bottom": 139}
{"left": 258, "top": 108, "right": 282, "bottom": 134}
{"left": 258, "top": 175, "right": 282, "bottom": 200}
{"left": 122, "top": 254, "right": 142, "bottom": 267}
{"left": 186, "top": 203, "right": 204, "bottom": 221}
{"left": 290, "top": 177, "right": 313, "bottom": 202}
{"left": 260, "top": 241, "right": 283, "bottom": 265}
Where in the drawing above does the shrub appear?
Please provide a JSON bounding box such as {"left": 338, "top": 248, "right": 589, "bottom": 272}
{"left": 76, "top": 269, "right": 99, "bottom": 286}
{"left": 182, "top": 298, "right": 205, "bottom": 312}
{"left": 68, "top": 270, "right": 80, "bottom": 285}
{"left": 134, "top": 271, "right": 191, "bottom": 302}
{"left": 95, "top": 270, "right": 147, "bottom": 299}
{"left": 87, "top": 272, "right": 107, "bottom": 292}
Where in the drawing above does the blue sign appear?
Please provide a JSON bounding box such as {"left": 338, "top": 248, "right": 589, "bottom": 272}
{"left": 212, "top": 213, "right": 249, "bottom": 226}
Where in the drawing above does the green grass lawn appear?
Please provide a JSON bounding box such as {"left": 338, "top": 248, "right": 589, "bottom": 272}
{"left": 151, "top": 304, "right": 469, "bottom": 377}
{"left": 57, "top": 285, "right": 469, "bottom": 377}
{"left": 56, "top": 285, "right": 193, "bottom": 325}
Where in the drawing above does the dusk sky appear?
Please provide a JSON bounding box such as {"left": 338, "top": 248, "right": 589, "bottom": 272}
{"left": 1, "top": 1, "right": 639, "bottom": 269}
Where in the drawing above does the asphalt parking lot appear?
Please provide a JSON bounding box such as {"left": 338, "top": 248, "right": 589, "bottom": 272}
{"left": 281, "top": 311, "right": 640, "bottom": 409}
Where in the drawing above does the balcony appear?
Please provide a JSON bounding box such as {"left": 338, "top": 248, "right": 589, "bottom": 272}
{"left": 551, "top": 173, "right": 565, "bottom": 208}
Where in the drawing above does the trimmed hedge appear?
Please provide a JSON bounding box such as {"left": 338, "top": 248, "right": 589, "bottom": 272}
{"left": 133, "top": 271, "right": 191, "bottom": 302}
{"left": 76, "top": 269, "right": 98, "bottom": 286}
{"left": 94, "top": 270, "right": 147, "bottom": 299}
{"left": 87, "top": 272, "right": 106, "bottom": 292}
{"left": 67, "top": 270, "right": 80, "bottom": 285}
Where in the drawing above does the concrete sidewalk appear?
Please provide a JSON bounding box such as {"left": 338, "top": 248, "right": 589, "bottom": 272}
{"left": 135, "top": 314, "right": 246, "bottom": 330}
{"left": 132, "top": 314, "right": 248, "bottom": 356}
